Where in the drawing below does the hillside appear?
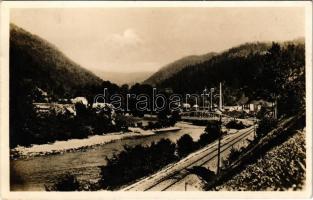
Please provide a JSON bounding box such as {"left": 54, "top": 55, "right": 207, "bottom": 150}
{"left": 10, "top": 23, "right": 103, "bottom": 99}
{"left": 214, "top": 115, "right": 306, "bottom": 191}
{"left": 144, "top": 53, "right": 217, "bottom": 86}
{"left": 154, "top": 39, "right": 305, "bottom": 105}
{"left": 94, "top": 70, "right": 154, "bottom": 86}
{"left": 217, "top": 129, "right": 306, "bottom": 191}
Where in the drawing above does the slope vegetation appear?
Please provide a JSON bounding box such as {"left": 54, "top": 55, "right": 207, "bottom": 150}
{"left": 144, "top": 53, "right": 217, "bottom": 86}
{"left": 10, "top": 23, "right": 102, "bottom": 99}
{"left": 154, "top": 40, "right": 304, "bottom": 106}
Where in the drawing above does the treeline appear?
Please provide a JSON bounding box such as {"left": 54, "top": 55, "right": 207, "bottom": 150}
{"left": 10, "top": 100, "right": 133, "bottom": 148}
{"left": 76, "top": 81, "right": 178, "bottom": 116}
{"left": 10, "top": 79, "right": 180, "bottom": 147}
{"left": 158, "top": 42, "right": 305, "bottom": 116}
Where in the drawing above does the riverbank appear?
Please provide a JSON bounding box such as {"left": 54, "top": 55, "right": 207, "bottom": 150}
{"left": 11, "top": 122, "right": 206, "bottom": 191}
{"left": 10, "top": 125, "right": 187, "bottom": 159}
{"left": 10, "top": 128, "right": 155, "bottom": 159}
{"left": 10, "top": 118, "right": 249, "bottom": 160}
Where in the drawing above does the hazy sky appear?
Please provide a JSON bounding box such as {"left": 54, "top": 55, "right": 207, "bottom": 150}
{"left": 11, "top": 7, "right": 305, "bottom": 73}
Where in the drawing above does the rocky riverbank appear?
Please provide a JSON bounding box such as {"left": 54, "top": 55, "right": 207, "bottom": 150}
{"left": 10, "top": 128, "right": 155, "bottom": 159}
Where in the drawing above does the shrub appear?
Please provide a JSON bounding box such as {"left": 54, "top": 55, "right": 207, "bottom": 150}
{"left": 197, "top": 133, "right": 216, "bottom": 147}
{"left": 225, "top": 120, "right": 246, "bottom": 129}
{"left": 222, "top": 147, "right": 242, "bottom": 168}
{"left": 45, "top": 173, "right": 80, "bottom": 191}
{"left": 99, "top": 145, "right": 146, "bottom": 189}
{"left": 136, "top": 122, "right": 143, "bottom": 128}
{"left": 188, "top": 166, "right": 216, "bottom": 183}
{"left": 197, "top": 120, "right": 222, "bottom": 148}
{"left": 256, "top": 117, "right": 278, "bottom": 138}
{"left": 99, "top": 139, "right": 177, "bottom": 189}
{"left": 198, "top": 133, "right": 212, "bottom": 147}
{"left": 226, "top": 110, "right": 246, "bottom": 119}
{"left": 205, "top": 120, "right": 221, "bottom": 134}
{"left": 205, "top": 120, "right": 221, "bottom": 137}
{"left": 73, "top": 125, "right": 94, "bottom": 139}
{"left": 114, "top": 114, "right": 135, "bottom": 132}
{"left": 177, "top": 134, "right": 197, "bottom": 158}
{"left": 256, "top": 106, "right": 268, "bottom": 119}
{"left": 146, "top": 121, "right": 153, "bottom": 129}
{"left": 168, "top": 110, "right": 181, "bottom": 126}
{"left": 90, "top": 113, "right": 111, "bottom": 133}
{"left": 228, "top": 147, "right": 241, "bottom": 162}
{"left": 149, "top": 139, "right": 177, "bottom": 169}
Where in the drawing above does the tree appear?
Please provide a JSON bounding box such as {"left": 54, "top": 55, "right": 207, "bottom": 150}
{"left": 177, "top": 134, "right": 196, "bottom": 158}
{"left": 10, "top": 79, "right": 37, "bottom": 147}
{"left": 99, "top": 139, "right": 177, "bottom": 189}
{"left": 198, "top": 133, "right": 212, "bottom": 147}
{"left": 205, "top": 120, "right": 221, "bottom": 138}
{"left": 262, "top": 43, "right": 305, "bottom": 116}
{"left": 168, "top": 110, "right": 181, "bottom": 126}
{"left": 256, "top": 117, "right": 278, "bottom": 138}
{"left": 46, "top": 173, "right": 80, "bottom": 191}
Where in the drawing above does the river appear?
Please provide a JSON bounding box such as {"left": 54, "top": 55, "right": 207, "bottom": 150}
{"left": 10, "top": 122, "right": 205, "bottom": 191}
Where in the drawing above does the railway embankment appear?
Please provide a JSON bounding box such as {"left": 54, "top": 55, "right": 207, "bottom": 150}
{"left": 208, "top": 114, "right": 305, "bottom": 191}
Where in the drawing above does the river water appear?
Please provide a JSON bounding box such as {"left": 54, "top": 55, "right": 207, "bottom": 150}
{"left": 10, "top": 122, "right": 205, "bottom": 191}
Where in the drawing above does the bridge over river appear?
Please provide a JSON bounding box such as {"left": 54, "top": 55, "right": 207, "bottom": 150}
{"left": 180, "top": 111, "right": 234, "bottom": 124}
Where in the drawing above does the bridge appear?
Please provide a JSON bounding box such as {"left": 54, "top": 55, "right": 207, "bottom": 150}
{"left": 180, "top": 110, "right": 234, "bottom": 124}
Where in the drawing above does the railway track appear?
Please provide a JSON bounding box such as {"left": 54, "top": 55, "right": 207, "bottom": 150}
{"left": 123, "top": 126, "right": 254, "bottom": 191}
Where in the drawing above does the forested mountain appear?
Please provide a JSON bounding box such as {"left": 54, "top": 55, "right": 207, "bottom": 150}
{"left": 155, "top": 39, "right": 305, "bottom": 108}
{"left": 10, "top": 24, "right": 103, "bottom": 99}
{"left": 144, "top": 53, "right": 217, "bottom": 86}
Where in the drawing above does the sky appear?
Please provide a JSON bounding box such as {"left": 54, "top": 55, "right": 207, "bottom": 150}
{"left": 10, "top": 7, "right": 305, "bottom": 73}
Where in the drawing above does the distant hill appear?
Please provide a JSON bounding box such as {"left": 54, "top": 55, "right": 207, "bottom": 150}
{"left": 94, "top": 70, "right": 154, "bottom": 86}
{"left": 10, "top": 24, "right": 103, "bottom": 99}
{"left": 145, "top": 38, "right": 305, "bottom": 88}
{"left": 144, "top": 53, "right": 217, "bottom": 86}
{"left": 154, "top": 39, "right": 305, "bottom": 105}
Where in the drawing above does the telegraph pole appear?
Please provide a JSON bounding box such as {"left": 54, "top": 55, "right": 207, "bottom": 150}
{"left": 216, "top": 135, "right": 221, "bottom": 175}
{"left": 219, "top": 82, "right": 223, "bottom": 110}
{"left": 210, "top": 88, "right": 214, "bottom": 111}
{"left": 216, "top": 115, "right": 222, "bottom": 175}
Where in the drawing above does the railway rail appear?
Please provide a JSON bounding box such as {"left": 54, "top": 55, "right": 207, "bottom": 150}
{"left": 123, "top": 126, "right": 254, "bottom": 191}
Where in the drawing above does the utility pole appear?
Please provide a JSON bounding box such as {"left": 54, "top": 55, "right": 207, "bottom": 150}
{"left": 216, "top": 115, "right": 222, "bottom": 175}
{"left": 210, "top": 88, "right": 214, "bottom": 111}
{"left": 219, "top": 82, "right": 223, "bottom": 110}
{"left": 216, "top": 135, "right": 221, "bottom": 175}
